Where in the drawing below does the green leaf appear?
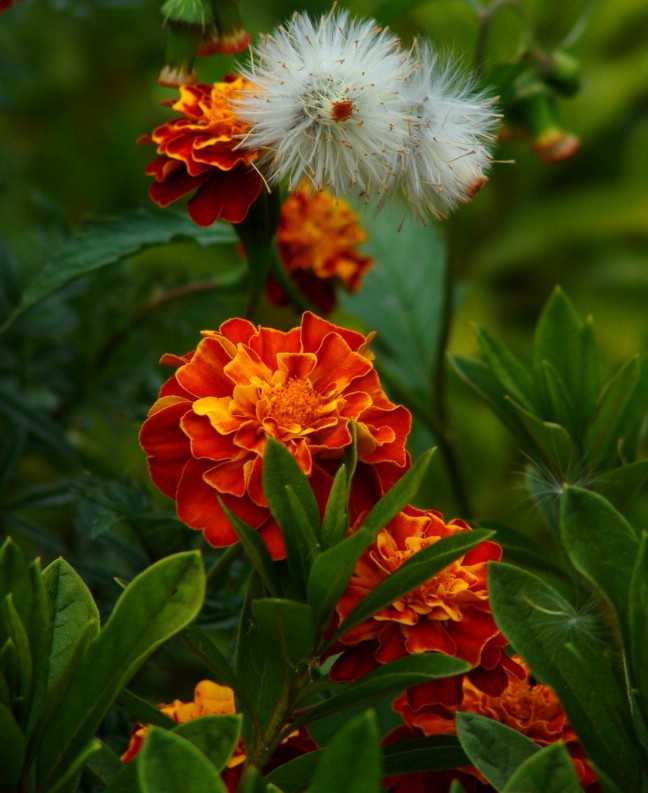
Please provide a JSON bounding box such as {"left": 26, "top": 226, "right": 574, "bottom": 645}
{"left": 591, "top": 459, "right": 648, "bottom": 511}
{"left": 474, "top": 325, "right": 538, "bottom": 413}
{"left": 250, "top": 599, "right": 316, "bottom": 667}
{"left": 84, "top": 739, "right": 129, "bottom": 786}
{"left": 326, "top": 529, "right": 492, "bottom": 648}
{"left": 382, "top": 735, "right": 467, "bottom": 775}
{"left": 502, "top": 741, "right": 583, "bottom": 793}
{"left": 290, "top": 654, "right": 470, "bottom": 730}
{"left": 103, "top": 757, "right": 141, "bottom": 793}
{"left": 455, "top": 712, "right": 539, "bottom": 789}
{"left": 320, "top": 463, "right": 350, "bottom": 551}
{"left": 138, "top": 727, "right": 227, "bottom": 793}
{"left": 118, "top": 689, "right": 176, "bottom": 730}
{"left": 584, "top": 355, "right": 640, "bottom": 466}
{"left": 540, "top": 361, "right": 575, "bottom": 434}
{"left": 265, "top": 750, "right": 321, "bottom": 792}
{"left": 308, "top": 710, "right": 381, "bottom": 793}
{"left": 174, "top": 714, "right": 242, "bottom": 772}
{"left": 560, "top": 486, "right": 639, "bottom": 639}
{"left": 262, "top": 438, "right": 321, "bottom": 594}
{"left": 629, "top": 533, "right": 648, "bottom": 726}
{"left": 0, "top": 702, "right": 25, "bottom": 793}
{"left": 181, "top": 625, "right": 238, "bottom": 690}
{"left": 1, "top": 207, "right": 236, "bottom": 332}
{"left": 37, "top": 551, "right": 205, "bottom": 791}
{"left": 1, "top": 595, "right": 32, "bottom": 724}
{"left": 48, "top": 739, "right": 102, "bottom": 793}
{"left": 505, "top": 397, "right": 578, "bottom": 473}
{"left": 220, "top": 503, "right": 281, "bottom": 598}
{"left": 488, "top": 562, "right": 642, "bottom": 789}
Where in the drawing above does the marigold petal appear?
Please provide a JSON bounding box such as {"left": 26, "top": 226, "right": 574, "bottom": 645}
{"left": 140, "top": 399, "right": 192, "bottom": 498}
{"left": 175, "top": 336, "right": 237, "bottom": 399}
{"left": 181, "top": 408, "right": 241, "bottom": 458}
{"left": 187, "top": 166, "right": 262, "bottom": 226}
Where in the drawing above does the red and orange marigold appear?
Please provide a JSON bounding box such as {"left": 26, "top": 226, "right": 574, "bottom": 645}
{"left": 328, "top": 505, "right": 521, "bottom": 704}
{"left": 266, "top": 188, "right": 374, "bottom": 314}
{"left": 138, "top": 76, "right": 263, "bottom": 226}
{"left": 121, "top": 680, "right": 316, "bottom": 791}
{"left": 140, "top": 312, "right": 411, "bottom": 559}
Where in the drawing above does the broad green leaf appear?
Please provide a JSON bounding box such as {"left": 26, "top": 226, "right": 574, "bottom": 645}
{"left": 221, "top": 503, "right": 281, "bottom": 597}
{"left": 382, "top": 735, "right": 467, "bottom": 775}
{"left": 474, "top": 325, "right": 538, "bottom": 413}
{"left": 1, "top": 207, "right": 237, "bottom": 332}
{"left": 118, "top": 689, "right": 176, "bottom": 730}
{"left": 181, "top": 625, "right": 238, "bottom": 690}
{"left": 326, "top": 529, "right": 492, "bottom": 648}
{"left": 37, "top": 551, "right": 205, "bottom": 791}
{"left": 250, "top": 599, "right": 316, "bottom": 667}
{"left": 262, "top": 439, "right": 321, "bottom": 594}
{"left": 265, "top": 750, "right": 322, "bottom": 792}
{"left": 560, "top": 487, "right": 639, "bottom": 640}
{"left": 138, "top": 727, "right": 227, "bottom": 793}
{"left": 290, "top": 654, "right": 470, "bottom": 730}
{"left": 488, "top": 562, "right": 642, "bottom": 790}
{"left": 584, "top": 355, "right": 640, "bottom": 466}
{"left": 455, "top": 712, "right": 539, "bottom": 789}
{"left": 174, "top": 714, "right": 242, "bottom": 772}
{"left": 629, "top": 533, "right": 648, "bottom": 726}
{"left": 308, "top": 710, "right": 381, "bottom": 793}
{"left": 502, "top": 741, "right": 583, "bottom": 793}
{"left": 341, "top": 211, "right": 446, "bottom": 394}
{"left": 0, "top": 702, "right": 25, "bottom": 793}
{"left": 102, "top": 757, "right": 141, "bottom": 793}
{"left": 591, "top": 459, "right": 648, "bottom": 511}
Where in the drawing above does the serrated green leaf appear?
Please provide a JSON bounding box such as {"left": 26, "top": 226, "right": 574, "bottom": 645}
{"left": 488, "top": 562, "right": 642, "bottom": 789}
{"left": 308, "top": 710, "right": 381, "bottom": 793}
{"left": 290, "top": 654, "right": 470, "bottom": 731}
{"left": 37, "top": 551, "right": 205, "bottom": 791}
{"left": 502, "top": 740, "right": 582, "bottom": 793}
{"left": 0, "top": 702, "right": 25, "bottom": 793}
{"left": 326, "top": 529, "right": 492, "bottom": 648}
{"left": 181, "top": 625, "right": 238, "bottom": 690}
{"left": 474, "top": 325, "right": 538, "bottom": 413}
{"left": 138, "top": 727, "right": 227, "bottom": 793}
{"left": 584, "top": 355, "right": 640, "bottom": 466}
{"left": 560, "top": 487, "right": 638, "bottom": 640}
{"left": 1, "top": 207, "right": 236, "bottom": 332}
{"left": 221, "top": 502, "right": 281, "bottom": 598}
{"left": 455, "top": 712, "right": 539, "bottom": 789}
{"left": 251, "top": 599, "right": 315, "bottom": 667}
{"left": 174, "top": 714, "right": 242, "bottom": 772}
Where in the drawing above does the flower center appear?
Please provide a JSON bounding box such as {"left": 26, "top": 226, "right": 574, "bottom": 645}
{"left": 268, "top": 377, "right": 320, "bottom": 429}
{"left": 331, "top": 99, "right": 354, "bottom": 123}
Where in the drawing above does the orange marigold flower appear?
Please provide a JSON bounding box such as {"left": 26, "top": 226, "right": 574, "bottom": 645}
{"left": 140, "top": 311, "right": 411, "bottom": 559}
{"left": 266, "top": 188, "right": 374, "bottom": 314}
{"left": 391, "top": 660, "right": 600, "bottom": 791}
{"left": 328, "top": 506, "right": 521, "bottom": 704}
{"left": 121, "top": 680, "right": 316, "bottom": 791}
{"left": 139, "top": 76, "right": 263, "bottom": 226}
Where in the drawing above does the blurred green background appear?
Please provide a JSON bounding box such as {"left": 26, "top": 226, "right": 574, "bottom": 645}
{"left": 1, "top": 0, "right": 647, "bottom": 566}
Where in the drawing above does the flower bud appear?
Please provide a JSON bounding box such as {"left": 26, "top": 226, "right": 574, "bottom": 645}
{"left": 204, "top": 0, "right": 250, "bottom": 56}
{"left": 542, "top": 50, "right": 581, "bottom": 97}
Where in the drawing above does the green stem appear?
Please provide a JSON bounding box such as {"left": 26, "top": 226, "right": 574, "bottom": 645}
{"left": 473, "top": 0, "right": 533, "bottom": 74}
{"left": 269, "top": 247, "right": 320, "bottom": 315}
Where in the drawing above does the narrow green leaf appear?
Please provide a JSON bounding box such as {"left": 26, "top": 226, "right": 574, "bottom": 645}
{"left": 47, "top": 739, "right": 102, "bottom": 793}
{"left": 174, "top": 714, "right": 242, "bottom": 772}
{"left": 455, "top": 712, "right": 539, "bottom": 789}
{"left": 584, "top": 355, "right": 640, "bottom": 465}
{"left": 1, "top": 207, "right": 236, "bottom": 332}
{"left": 118, "top": 689, "right": 176, "bottom": 730}
{"left": 1, "top": 595, "right": 32, "bottom": 724}
{"left": 308, "top": 710, "right": 381, "bottom": 793}
{"left": 475, "top": 325, "right": 538, "bottom": 413}
{"left": 382, "top": 735, "right": 467, "bottom": 775}
{"left": 560, "top": 486, "right": 639, "bottom": 640}
{"left": 629, "top": 533, "right": 648, "bottom": 726}
{"left": 0, "top": 670, "right": 10, "bottom": 708}
{"left": 359, "top": 447, "right": 435, "bottom": 539}
{"left": 591, "top": 459, "right": 648, "bottom": 511}
{"left": 251, "top": 599, "right": 316, "bottom": 667}
{"left": 221, "top": 502, "right": 281, "bottom": 597}
{"left": 540, "top": 361, "right": 575, "bottom": 434}
{"left": 320, "top": 464, "right": 349, "bottom": 550}
{"left": 290, "top": 654, "right": 470, "bottom": 730}
{"left": 138, "top": 727, "right": 227, "bottom": 793}
{"left": 613, "top": 354, "right": 648, "bottom": 461}
{"left": 502, "top": 741, "right": 583, "bottom": 793}
{"left": 84, "top": 739, "right": 129, "bottom": 786}
{"left": 37, "top": 551, "right": 205, "bottom": 790}
{"left": 265, "top": 750, "right": 321, "bottom": 793}
{"left": 505, "top": 396, "right": 578, "bottom": 473}
{"left": 181, "top": 624, "right": 238, "bottom": 690}
{"left": 0, "top": 702, "right": 25, "bottom": 793}
{"left": 326, "top": 530, "right": 492, "bottom": 648}
{"left": 488, "top": 562, "right": 642, "bottom": 789}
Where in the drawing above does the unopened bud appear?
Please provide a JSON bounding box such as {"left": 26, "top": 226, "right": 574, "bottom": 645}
{"left": 542, "top": 51, "right": 581, "bottom": 97}
{"left": 531, "top": 127, "right": 580, "bottom": 163}
{"left": 159, "top": 0, "right": 213, "bottom": 86}
{"left": 201, "top": 0, "right": 250, "bottom": 56}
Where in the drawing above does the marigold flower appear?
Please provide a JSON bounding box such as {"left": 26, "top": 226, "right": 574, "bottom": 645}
{"left": 266, "top": 188, "right": 374, "bottom": 313}
{"left": 400, "top": 44, "right": 499, "bottom": 220}
{"left": 390, "top": 660, "right": 600, "bottom": 791}
{"left": 139, "top": 76, "right": 263, "bottom": 226}
{"left": 121, "top": 680, "right": 316, "bottom": 790}
{"left": 328, "top": 506, "right": 520, "bottom": 705}
{"left": 140, "top": 312, "right": 411, "bottom": 559}
{"left": 235, "top": 9, "right": 416, "bottom": 200}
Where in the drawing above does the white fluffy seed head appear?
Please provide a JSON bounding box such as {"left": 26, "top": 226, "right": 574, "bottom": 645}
{"left": 235, "top": 9, "right": 418, "bottom": 200}
{"left": 398, "top": 43, "right": 500, "bottom": 220}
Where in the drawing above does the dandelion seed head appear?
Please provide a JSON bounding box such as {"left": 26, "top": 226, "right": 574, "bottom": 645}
{"left": 236, "top": 9, "right": 418, "bottom": 199}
